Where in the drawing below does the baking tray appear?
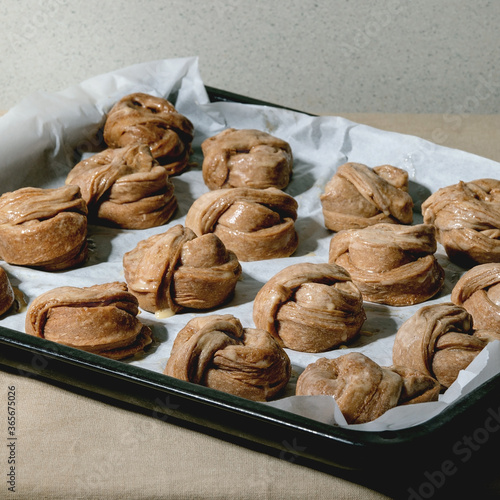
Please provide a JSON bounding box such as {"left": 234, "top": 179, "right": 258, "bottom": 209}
{"left": 1, "top": 87, "right": 500, "bottom": 499}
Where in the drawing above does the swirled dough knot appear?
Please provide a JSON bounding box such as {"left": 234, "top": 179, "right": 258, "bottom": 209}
{"left": 0, "top": 267, "right": 14, "bottom": 316}
{"left": 320, "top": 163, "right": 413, "bottom": 232}
{"left": 103, "top": 92, "right": 194, "bottom": 176}
{"left": 328, "top": 223, "right": 445, "bottom": 306}
{"left": 392, "top": 302, "right": 500, "bottom": 389}
{"left": 25, "top": 282, "right": 152, "bottom": 359}
{"left": 0, "top": 185, "right": 88, "bottom": 271}
{"left": 421, "top": 178, "right": 500, "bottom": 266}
{"left": 253, "top": 262, "right": 366, "bottom": 352}
{"left": 201, "top": 128, "right": 293, "bottom": 190}
{"left": 451, "top": 262, "right": 500, "bottom": 331}
{"left": 185, "top": 187, "right": 298, "bottom": 261}
{"left": 296, "top": 353, "right": 440, "bottom": 424}
{"left": 66, "top": 144, "right": 177, "bottom": 229}
{"left": 164, "top": 314, "right": 291, "bottom": 401}
{"left": 123, "top": 225, "right": 242, "bottom": 315}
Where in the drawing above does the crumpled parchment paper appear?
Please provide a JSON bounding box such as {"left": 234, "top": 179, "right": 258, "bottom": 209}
{"left": 1, "top": 56, "right": 499, "bottom": 431}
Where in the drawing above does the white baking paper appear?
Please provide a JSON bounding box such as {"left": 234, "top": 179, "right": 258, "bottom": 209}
{"left": 1, "top": 56, "right": 499, "bottom": 431}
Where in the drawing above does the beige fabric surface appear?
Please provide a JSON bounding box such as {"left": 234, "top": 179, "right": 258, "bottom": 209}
{"left": 338, "top": 113, "right": 500, "bottom": 164}
{"left": 0, "top": 370, "right": 392, "bottom": 500}
{"left": 1, "top": 112, "right": 500, "bottom": 500}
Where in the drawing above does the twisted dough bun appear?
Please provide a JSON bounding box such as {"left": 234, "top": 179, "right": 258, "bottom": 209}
{"left": 421, "top": 179, "right": 500, "bottom": 266}
{"left": 201, "top": 128, "right": 293, "bottom": 190}
{"left": 66, "top": 144, "right": 177, "bottom": 229}
{"left": 185, "top": 187, "right": 298, "bottom": 261}
{"left": 123, "top": 225, "right": 241, "bottom": 315}
{"left": 451, "top": 262, "right": 500, "bottom": 331}
{"left": 0, "top": 185, "right": 88, "bottom": 271}
{"left": 25, "top": 282, "right": 152, "bottom": 360}
{"left": 0, "top": 267, "right": 14, "bottom": 316}
{"left": 103, "top": 92, "right": 194, "bottom": 176}
{"left": 328, "top": 223, "right": 445, "bottom": 306}
{"left": 320, "top": 163, "right": 413, "bottom": 232}
{"left": 253, "top": 262, "right": 366, "bottom": 352}
{"left": 392, "top": 302, "right": 500, "bottom": 389}
{"left": 296, "top": 353, "right": 440, "bottom": 424}
{"left": 164, "top": 314, "right": 291, "bottom": 401}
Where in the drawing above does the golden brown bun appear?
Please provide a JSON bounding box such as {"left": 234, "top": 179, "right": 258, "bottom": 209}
{"left": 201, "top": 128, "right": 292, "bottom": 190}
{"left": 164, "top": 314, "right": 291, "bottom": 401}
{"left": 0, "top": 185, "right": 88, "bottom": 271}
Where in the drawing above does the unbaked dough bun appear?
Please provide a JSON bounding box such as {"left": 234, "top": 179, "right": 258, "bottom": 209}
{"left": 328, "top": 223, "right": 444, "bottom": 306}
{"left": 185, "top": 187, "right": 298, "bottom": 261}
{"left": 253, "top": 262, "right": 366, "bottom": 352}
{"left": 201, "top": 128, "right": 293, "bottom": 190}
{"left": 320, "top": 162, "right": 413, "bottom": 232}
{"left": 392, "top": 302, "right": 500, "bottom": 389}
{"left": 66, "top": 144, "right": 177, "bottom": 229}
{"left": 164, "top": 314, "right": 291, "bottom": 401}
{"left": 422, "top": 178, "right": 500, "bottom": 267}
{"left": 0, "top": 185, "right": 88, "bottom": 271}
{"left": 296, "top": 353, "right": 440, "bottom": 424}
{"left": 25, "top": 282, "right": 152, "bottom": 360}
{"left": 451, "top": 262, "right": 500, "bottom": 331}
{"left": 0, "top": 266, "right": 14, "bottom": 316}
{"left": 123, "top": 224, "right": 241, "bottom": 315}
{"left": 103, "top": 92, "right": 194, "bottom": 176}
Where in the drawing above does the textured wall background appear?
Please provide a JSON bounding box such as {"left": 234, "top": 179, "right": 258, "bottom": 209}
{"left": 0, "top": 0, "right": 498, "bottom": 114}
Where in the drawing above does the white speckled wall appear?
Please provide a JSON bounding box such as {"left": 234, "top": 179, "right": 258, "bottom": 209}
{"left": 0, "top": 0, "right": 498, "bottom": 114}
